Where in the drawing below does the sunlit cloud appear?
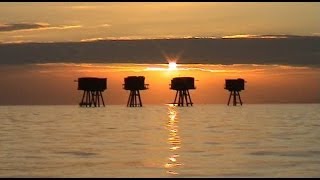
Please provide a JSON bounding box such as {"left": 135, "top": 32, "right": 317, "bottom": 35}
{"left": 0, "top": 23, "right": 82, "bottom": 32}
{"left": 78, "top": 34, "right": 301, "bottom": 42}
{"left": 222, "top": 34, "right": 289, "bottom": 39}
{"left": 22, "top": 25, "right": 82, "bottom": 32}
{"left": 144, "top": 67, "right": 167, "bottom": 71}
{"left": 68, "top": 5, "right": 100, "bottom": 10}
{"left": 193, "top": 36, "right": 218, "bottom": 39}
{"left": 100, "top": 24, "right": 111, "bottom": 27}
{"left": 5, "top": 33, "right": 314, "bottom": 44}
{"left": 79, "top": 36, "right": 142, "bottom": 42}
{"left": 11, "top": 35, "right": 26, "bottom": 38}
{"left": 79, "top": 36, "right": 217, "bottom": 42}
{"left": 0, "top": 40, "right": 33, "bottom": 44}
{"left": 85, "top": 24, "right": 112, "bottom": 29}
{"left": 80, "top": 38, "right": 106, "bottom": 42}
{"left": 33, "top": 63, "right": 318, "bottom": 75}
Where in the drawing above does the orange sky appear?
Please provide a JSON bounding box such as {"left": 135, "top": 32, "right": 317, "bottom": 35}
{"left": 0, "top": 63, "right": 319, "bottom": 105}
{"left": 0, "top": 3, "right": 319, "bottom": 105}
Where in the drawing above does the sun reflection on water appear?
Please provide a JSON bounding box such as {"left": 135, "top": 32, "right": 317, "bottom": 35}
{"left": 164, "top": 104, "right": 183, "bottom": 175}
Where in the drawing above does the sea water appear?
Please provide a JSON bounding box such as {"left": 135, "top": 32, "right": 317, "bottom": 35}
{"left": 0, "top": 104, "right": 319, "bottom": 177}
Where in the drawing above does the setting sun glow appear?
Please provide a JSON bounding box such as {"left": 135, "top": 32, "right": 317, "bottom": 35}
{"left": 168, "top": 62, "right": 177, "bottom": 71}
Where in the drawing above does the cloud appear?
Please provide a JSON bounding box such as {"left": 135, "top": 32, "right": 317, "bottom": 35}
{"left": 0, "top": 40, "right": 33, "bottom": 44}
{"left": 0, "top": 23, "right": 47, "bottom": 32}
{"left": 80, "top": 37, "right": 106, "bottom": 42}
{"left": 0, "top": 36, "right": 319, "bottom": 67}
{"left": 79, "top": 34, "right": 299, "bottom": 42}
{"left": 79, "top": 36, "right": 214, "bottom": 42}
{"left": 100, "top": 24, "right": 111, "bottom": 27}
{"left": 33, "top": 25, "right": 82, "bottom": 31}
{"left": 222, "top": 34, "right": 289, "bottom": 39}
{"left": 32, "top": 63, "right": 319, "bottom": 75}
{"left": 0, "top": 23, "right": 82, "bottom": 32}
{"left": 221, "top": 34, "right": 320, "bottom": 39}
{"left": 68, "top": 5, "right": 100, "bottom": 10}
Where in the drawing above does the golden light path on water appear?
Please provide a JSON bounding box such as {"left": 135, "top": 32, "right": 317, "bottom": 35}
{"left": 165, "top": 104, "right": 183, "bottom": 175}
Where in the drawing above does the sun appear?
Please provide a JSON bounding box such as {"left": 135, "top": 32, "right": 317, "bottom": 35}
{"left": 168, "top": 62, "right": 177, "bottom": 70}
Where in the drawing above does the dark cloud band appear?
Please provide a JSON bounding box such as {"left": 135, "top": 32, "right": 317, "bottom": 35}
{"left": 0, "top": 36, "right": 319, "bottom": 67}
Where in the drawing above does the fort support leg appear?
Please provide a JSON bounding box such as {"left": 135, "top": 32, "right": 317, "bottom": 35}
{"left": 86, "top": 91, "right": 89, "bottom": 107}
{"left": 89, "top": 91, "right": 92, "bottom": 107}
{"left": 187, "top": 90, "right": 193, "bottom": 106}
{"left": 137, "top": 90, "right": 142, "bottom": 107}
{"left": 179, "top": 91, "right": 183, "bottom": 106}
{"left": 134, "top": 91, "right": 136, "bottom": 107}
{"left": 131, "top": 91, "right": 135, "bottom": 107}
{"left": 184, "top": 90, "right": 189, "bottom": 106}
{"left": 233, "top": 91, "right": 237, "bottom": 106}
{"left": 127, "top": 90, "right": 143, "bottom": 107}
{"left": 91, "top": 91, "right": 95, "bottom": 107}
{"left": 96, "top": 91, "right": 100, "bottom": 107}
{"left": 127, "top": 91, "right": 131, "bottom": 107}
{"left": 182, "top": 91, "right": 185, "bottom": 106}
{"left": 80, "top": 91, "right": 86, "bottom": 107}
{"left": 173, "top": 90, "right": 193, "bottom": 107}
{"left": 86, "top": 91, "right": 91, "bottom": 107}
{"left": 177, "top": 91, "right": 180, "bottom": 106}
{"left": 180, "top": 90, "right": 184, "bottom": 106}
{"left": 80, "top": 90, "right": 105, "bottom": 107}
{"left": 177, "top": 91, "right": 181, "bottom": 106}
{"left": 131, "top": 91, "right": 134, "bottom": 107}
{"left": 173, "top": 91, "right": 178, "bottom": 105}
{"left": 134, "top": 90, "right": 137, "bottom": 107}
{"left": 100, "top": 91, "right": 105, "bottom": 107}
{"left": 237, "top": 91, "right": 243, "bottom": 106}
{"left": 83, "top": 91, "right": 87, "bottom": 107}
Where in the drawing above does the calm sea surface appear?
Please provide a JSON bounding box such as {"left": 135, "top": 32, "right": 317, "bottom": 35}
{"left": 0, "top": 104, "right": 319, "bottom": 177}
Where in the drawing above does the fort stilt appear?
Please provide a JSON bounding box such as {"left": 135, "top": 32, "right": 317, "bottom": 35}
{"left": 225, "top": 78, "right": 246, "bottom": 106}
{"left": 127, "top": 90, "right": 143, "bottom": 107}
{"left": 80, "top": 90, "right": 105, "bottom": 107}
{"left": 173, "top": 89, "right": 193, "bottom": 106}
{"left": 227, "top": 90, "right": 243, "bottom": 106}
{"left": 76, "top": 77, "right": 107, "bottom": 107}
{"left": 170, "top": 77, "right": 196, "bottom": 107}
{"left": 123, "top": 76, "right": 149, "bottom": 107}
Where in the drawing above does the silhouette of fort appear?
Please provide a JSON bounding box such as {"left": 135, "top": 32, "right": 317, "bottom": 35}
{"left": 225, "top": 78, "right": 246, "bottom": 106}
{"left": 75, "top": 76, "right": 247, "bottom": 107}
{"left": 170, "top": 77, "right": 195, "bottom": 106}
{"left": 77, "top": 77, "right": 107, "bottom": 107}
{"left": 123, "top": 76, "right": 149, "bottom": 107}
